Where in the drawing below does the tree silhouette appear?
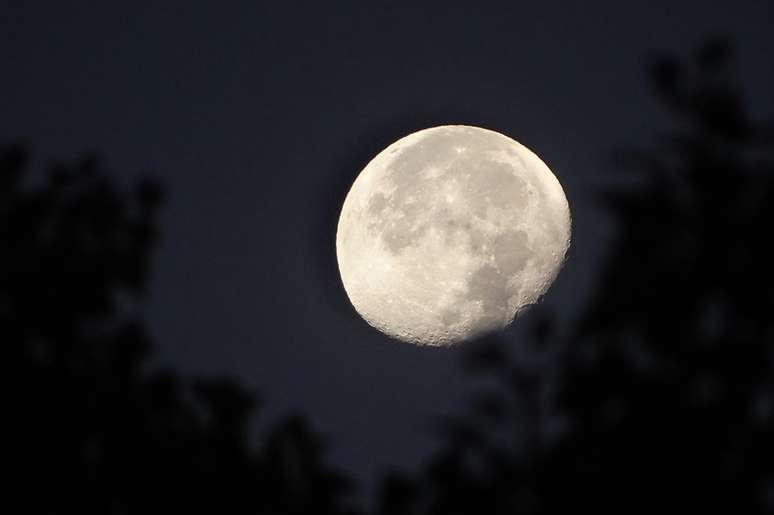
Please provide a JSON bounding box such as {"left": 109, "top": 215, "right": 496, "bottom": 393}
{"left": 2, "top": 147, "right": 356, "bottom": 514}
{"left": 378, "top": 37, "right": 774, "bottom": 515}
{"left": 8, "top": 36, "right": 773, "bottom": 515}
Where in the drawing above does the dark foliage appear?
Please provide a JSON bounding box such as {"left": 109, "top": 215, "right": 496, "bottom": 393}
{"left": 7, "top": 36, "right": 772, "bottom": 515}
{"left": 378, "top": 38, "right": 774, "bottom": 514}
{"left": 2, "top": 148, "right": 355, "bottom": 514}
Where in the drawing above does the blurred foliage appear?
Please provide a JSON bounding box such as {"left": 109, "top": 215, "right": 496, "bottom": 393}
{"left": 6, "top": 36, "right": 773, "bottom": 514}
{"left": 377, "top": 37, "right": 774, "bottom": 515}
{"left": 2, "top": 147, "right": 356, "bottom": 514}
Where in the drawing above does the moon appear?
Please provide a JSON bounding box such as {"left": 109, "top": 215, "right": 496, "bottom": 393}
{"left": 336, "top": 125, "right": 570, "bottom": 346}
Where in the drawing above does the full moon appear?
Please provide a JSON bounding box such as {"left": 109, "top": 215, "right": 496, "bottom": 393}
{"left": 336, "top": 125, "right": 571, "bottom": 346}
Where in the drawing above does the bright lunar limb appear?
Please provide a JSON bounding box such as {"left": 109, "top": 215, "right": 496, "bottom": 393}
{"left": 336, "top": 125, "right": 571, "bottom": 346}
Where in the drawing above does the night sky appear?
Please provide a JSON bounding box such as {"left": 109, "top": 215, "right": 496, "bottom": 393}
{"left": 3, "top": 0, "right": 773, "bottom": 498}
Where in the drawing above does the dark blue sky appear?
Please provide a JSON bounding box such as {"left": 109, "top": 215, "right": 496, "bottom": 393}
{"left": 2, "top": 0, "right": 772, "bottom": 499}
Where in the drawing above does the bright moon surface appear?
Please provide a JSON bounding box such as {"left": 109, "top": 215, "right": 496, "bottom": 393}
{"left": 336, "top": 125, "right": 571, "bottom": 346}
